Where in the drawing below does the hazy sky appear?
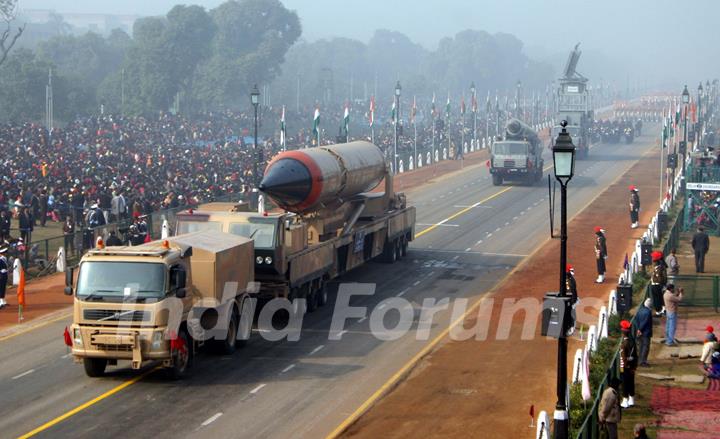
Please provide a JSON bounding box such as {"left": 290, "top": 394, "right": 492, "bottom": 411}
{"left": 20, "top": 0, "right": 720, "bottom": 88}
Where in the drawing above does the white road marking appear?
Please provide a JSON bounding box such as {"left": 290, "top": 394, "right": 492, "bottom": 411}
{"left": 250, "top": 384, "right": 266, "bottom": 394}
{"left": 452, "top": 255, "right": 460, "bottom": 260}
{"left": 309, "top": 345, "right": 324, "bottom": 355}
{"left": 281, "top": 364, "right": 296, "bottom": 374}
{"left": 505, "top": 222, "right": 510, "bottom": 226}
{"left": 487, "top": 233, "right": 493, "bottom": 237}
{"left": 201, "top": 412, "right": 223, "bottom": 426}
{"left": 476, "top": 240, "right": 483, "bottom": 245}
{"left": 413, "top": 280, "right": 421, "bottom": 286}
{"left": 520, "top": 211, "right": 526, "bottom": 216}
{"left": 12, "top": 369, "right": 35, "bottom": 380}
{"left": 61, "top": 353, "right": 71, "bottom": 359}
{"left": 465, "top": 248, "right": 471, "bottom": 252}
{"left": 397, "top": 289, "right": 409, "bottom": 297}
{"left": 416, "top": 223, "right": 459, "bottom": 228}
{"left": 494, "top": 227, "right": 501, "bottom": 232}
{"left": 513, "top": 216, "right": 519, "bottom": 220}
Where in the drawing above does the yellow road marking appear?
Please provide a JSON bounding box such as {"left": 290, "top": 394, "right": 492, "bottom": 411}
{"left": 0, "top": 312, "right": 72, "bottom": 343}
{"left": 415, "top": 187, "right": 513, "bottom": 238}
{"left": 16, "top": 367, "right": 159, "bottom": 439}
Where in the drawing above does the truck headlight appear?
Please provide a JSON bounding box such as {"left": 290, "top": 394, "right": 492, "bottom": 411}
{"left": 73, "top": 328, "right": 83, "bottom": 346}
{"left": 256, "top": 256, "right": 263, "bottom": 265}
{"left": 264, "top": 256, "right": 273, "bottom": 264}
{"left": 151, "top": 331, "right": 164, "bottom": 350}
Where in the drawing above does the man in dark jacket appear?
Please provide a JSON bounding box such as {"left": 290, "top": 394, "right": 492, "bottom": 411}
{"left": 18, "top": 206, "right": 33, "bottom": 243}
{"left": 0, "top": 210, "right": 10, "bottom": 242}
{"left": 635, "top": 298, "right": 653, "bottom": 367}
{"left": 39, "top": 189, "right": 48, "bottom": 227}
{"left": 691, "top": 226, "right": 710, "bottom": 273}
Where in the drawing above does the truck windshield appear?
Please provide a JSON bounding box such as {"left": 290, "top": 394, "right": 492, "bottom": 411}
{"left": 229, "top": 220, "right": 276, "bottom": 249}
{"left": 493, "top": 142, "right": 527, "bottom": 155}
{"left": 176, "top": 220, "right": 222, "bottom": 234}
{"left": 76, "top": 262, "right": 166, "bottom": 301}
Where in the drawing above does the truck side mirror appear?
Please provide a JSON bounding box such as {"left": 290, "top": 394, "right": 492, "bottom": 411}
{"left": 171, "top": 267, "right": 187, "bottom": 298}
{"left": 64, "top": 267, "right": 74, "bottom": 296}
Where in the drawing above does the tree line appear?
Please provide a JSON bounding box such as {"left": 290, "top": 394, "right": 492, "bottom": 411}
{"left": 0, "top": 0, "right": 555, "bottom": 124}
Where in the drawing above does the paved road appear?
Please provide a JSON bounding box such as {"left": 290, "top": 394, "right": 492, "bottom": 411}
{"left": 0, "top": 130, "right": 658, "bottom": 439}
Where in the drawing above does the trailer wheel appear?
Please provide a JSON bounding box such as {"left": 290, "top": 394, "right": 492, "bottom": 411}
{"left": 216, "top": 306, "right": 239, "bottom": 355}
{"left": 401, "top": 237, "right": 408, "bottom": 257}
{"left": 492, "top": 175, "right": 502, "bottom": 186}
{"left": 83, "top": 358, "right": 107, "bottom": 377}
{"left": 307, "top": 283, "right": 318, "bottom": 313}
{"left": 379, "top": 238, "right": 397, "bottom": 263}
{"left": 168, "top": 329, "right": 192, "bottom": 380}
{"left": 236, "top": 298, "right": 253, "bottom": 348}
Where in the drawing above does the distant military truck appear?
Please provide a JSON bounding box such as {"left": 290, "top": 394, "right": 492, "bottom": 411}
{"left": 489, "top": 118, "right": 544, "bottom": 186}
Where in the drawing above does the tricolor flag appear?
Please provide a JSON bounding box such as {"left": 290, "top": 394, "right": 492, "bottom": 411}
{"left": 343, "top": 104, "right": 350, "bottom": 136}
{"left": 581, "top": 348, "right": 591, "bottom": 401}
{"left": 312, "top": 107, "right": 320, "bottom": 139}
{"left": 411, "top": 96, "right": 417, "bottom": 124}
{"left": 280, "top": 105, "right": 286, "bottom": 149}
{"left": 369, "top": 96, "right": 375, "bottom": 127}
{"left": 390, "top": 99, "right": 397, "bottom": 124}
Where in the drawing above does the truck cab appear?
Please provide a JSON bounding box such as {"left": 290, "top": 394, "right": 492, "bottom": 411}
{"left": 66, "top": 232, "right": 254, "bottom": 378}
{"left": 490, "top": 140, "right": 543, "bottom": 186}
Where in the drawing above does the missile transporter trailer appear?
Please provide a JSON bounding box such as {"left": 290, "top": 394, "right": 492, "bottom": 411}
{"left": 65, "top": 231, "right": 255, "bottom": 378}
{"left": 553, "top": 43, "right": 593, "bottom": 159}
{"left": 489, "top": 118, "right": 544, "bottom": 186}
{"left": 176, "top": 141, "right": 416, "bottom": 313}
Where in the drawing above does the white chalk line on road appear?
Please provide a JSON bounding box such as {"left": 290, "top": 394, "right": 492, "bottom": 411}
{"left": 12, "top": 369, "right": 35, "bottom": 380}
{"left": 249, "top": 384, "right": 266, "bottom": 395}
{"left": 201, "top": 412, "right": 223, "bottom": 426}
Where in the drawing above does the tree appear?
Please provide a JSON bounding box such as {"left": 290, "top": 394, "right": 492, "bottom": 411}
{"left": 194, "top": 0, "right": 301, "bottom": 109}
{"left": 0, "top": 0, "right": 25, "bottom": 67}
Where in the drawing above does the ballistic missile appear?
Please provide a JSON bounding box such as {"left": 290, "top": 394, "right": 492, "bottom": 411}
{"left": 259, "top": 141, "right": 386, "bottom": 213}
{"left": 505, "top": 118, "right": 540, "bottom": 144}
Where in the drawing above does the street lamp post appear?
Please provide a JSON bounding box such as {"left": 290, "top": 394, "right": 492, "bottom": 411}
{"left": 680, "top": 85, "right": 690, "bottom": 193}
{"left": 394, "top": 81, "right": 401, "bottom": 174}
{"left": 551, "top": 120, "right": 576, "bottom": 439}
{"left": 471, "top": 82, "right": 477, "bottom": 147}
{"left": 251, "top": 84, "right": 260, "bottom": 190}
{"left": 698, "top": 83, "right": 704, "bottom": 148}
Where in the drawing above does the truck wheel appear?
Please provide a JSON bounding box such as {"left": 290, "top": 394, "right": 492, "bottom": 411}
{"left": 380, "top": 238, "right": 397, "bottom": 263}
{"left": 83, "top": 358, "right": 107, "bottom": 377}
{"left": 168, "top": 329, "right": 192, "bottom": 380}
{"left": 216, "top": 307, "right": 239, "bottom": 355}
{"left": 316, "top": 282, "right": 328, "bottom": 307}
{"left": 395, "top": 240, "right": 402, "bottom": 260}
{"left": 492, "top": 175, "right": 502, "bottom": 186}
{"left": 401, "top": 237, "right": 408, "bottom": 257}
{"left": 307, "top": 284, "right": 318, "bottom": 313}
{"left": 236, "top": 299, "right": 253, "bottom": 348}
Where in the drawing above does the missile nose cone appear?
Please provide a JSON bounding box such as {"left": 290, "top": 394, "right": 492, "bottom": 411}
{"left": 259, "top": 158, "right": 312, "bottom": 207}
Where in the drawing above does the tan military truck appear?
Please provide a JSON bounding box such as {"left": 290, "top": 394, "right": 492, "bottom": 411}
{"left": 64, "top": 231, "right": 254, "bottom": 378}
{"left": 175, "top": 142, "right": 416, "bottom": 314}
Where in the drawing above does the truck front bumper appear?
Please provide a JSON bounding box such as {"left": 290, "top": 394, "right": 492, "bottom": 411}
{"left": 70, "top": 325, "right": 170, "bottom": 369}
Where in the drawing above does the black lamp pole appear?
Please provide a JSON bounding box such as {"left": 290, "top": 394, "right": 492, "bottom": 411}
{"left": 552, "top": 120, "right": 576, "bottom": 439}
{"left": 394, "top": 81, "right": 401, "bottom": 174}
{"left": 251, "top": 84, "right": 260, "bottom": 189}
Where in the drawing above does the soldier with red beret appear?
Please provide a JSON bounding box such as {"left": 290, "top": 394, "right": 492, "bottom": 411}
{"left": 650, "top": 251, "right": 668, "bottom": 316}
{"left": 619, "top": 320, "right": 637, "bottom": 408}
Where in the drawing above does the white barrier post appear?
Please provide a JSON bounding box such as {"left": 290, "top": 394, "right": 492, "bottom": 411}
{"left": 572, "top": 348, "right": 584, "bottom": 384}
{"left": 608, "top": 290, "right": 617, "bottom": 315}
{"left": 587, "top": 325, "right": 598, "bottom": 352}
{"left": 597, "top": 306, "right": 608, "bottom": 339}
{"left": 536, "top": 411, "right": 550, "bottom": 439}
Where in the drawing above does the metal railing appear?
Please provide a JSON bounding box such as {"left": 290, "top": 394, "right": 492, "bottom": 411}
{"left": 666, "top": 275, "right": 720, "bottom": 312}
{"left": 13, "top": 192, "right": 241, "bottom": 278}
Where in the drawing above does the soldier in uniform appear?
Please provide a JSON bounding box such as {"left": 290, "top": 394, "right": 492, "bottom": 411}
{"left": 650, "top": 251, "right": 668, "bottom": 316}
{"left": 619, "top": 320, "right": 638, "bottom": 408}
{"left": 594, "top": 226, "right": 608, "bottom": 283}
{"left": 0, "top": 247, "right": 7, "bottom": 309}
{"left": 629, "top": 185, "right": 640, "bottom": 229}
{"left": 566, "top": 264, "right": 578, "bottom": 304}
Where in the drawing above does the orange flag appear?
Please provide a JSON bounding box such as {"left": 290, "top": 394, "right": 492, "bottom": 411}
{"left": 17, "top": 267, "right": 26, "bottom": 321}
